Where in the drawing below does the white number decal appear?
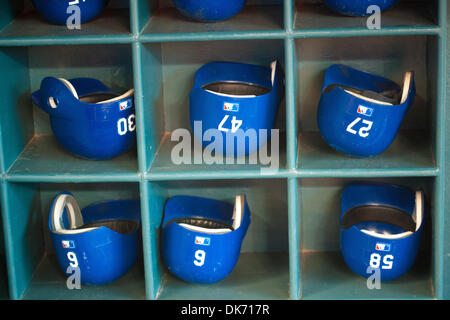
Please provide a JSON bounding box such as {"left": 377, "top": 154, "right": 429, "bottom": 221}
{"left": 369, "top": 253, "right": 381, "bottom": 268}
{"left": 369, "top": 253, "right": 394, "bottom": 270}
{"left": 218, "top": 115, "right": 229, "bottom": 132}
{"left": 230, "top": 117, "right": 243, "bottom": 133}
{"left": 67, "top": 252, "right": 79, "bottom": 268}
{"left": 382, "top": 255, "right": 394, "bottom": 269}
{"left": 117, "top": 114, "right": 136, "bottom": 136}
{"left": 359, "top": 119, "right": 373, "bottom": 138}
{"left": 218, "top": 115, "right": 242, "bottom": 133}
{"left": 194, "top": 250, "right": 206, "bottom": 267}
{"left": 346, "top": 117, "right": 360, "bottom": 135}
{"left": 346, "top": 117, "right": 373, "bottom": 138}
{"left": 117, "top": 118, "right": 127, "bottom": 135}
{"left": 128, "top": 114, "right": 136, "bottom": 132}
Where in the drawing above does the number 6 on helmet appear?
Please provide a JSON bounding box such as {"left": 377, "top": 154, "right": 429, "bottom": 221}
{"left": 49, "top": 192, "right": 141, "bottom": 285}
{"left": 161, "top": 195, "right": 251, "bottom": 284}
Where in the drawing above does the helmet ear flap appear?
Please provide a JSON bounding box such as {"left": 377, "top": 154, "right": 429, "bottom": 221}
{"left": 58, "top": 78, "right": 79, "bottom": 99}
{"left": 232, "top": 195, "right": 245, "bottom": 230}
{"left": 51, "top": 193, "right": 98, "bottom": 235}
{"left": 400, "top": 72, "right": 413, "bottom": 104}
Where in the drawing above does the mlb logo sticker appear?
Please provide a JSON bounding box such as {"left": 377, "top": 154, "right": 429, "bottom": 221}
{"left": 223, "top": 102, "right": 239, "bottom": 112}
{"left": 357, "top": 105, "right": 373, "bottom": 117}
{"left": 62, "top": 240, "right": 75, "bottom": 249}
{"left": 195, "top": 236, "right": 211, "bottom": 246}
{"left": 119, "top": 100, "right": 132, "bottom": 111}
{"left": 375, "top": 243, "right": 391, "bottom": 252}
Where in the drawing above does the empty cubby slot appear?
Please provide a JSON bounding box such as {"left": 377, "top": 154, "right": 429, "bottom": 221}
{"left": 0, "top": 0, "right": 131, "bottom": 39}
{"left": 2, "top": 182, "right": 145, "bottom": 300}
{"left": 140, "top": 39, "right": 287, "bottom": 175}
{"left": 295, "top": 35, "right": 438, "bottom": 172}
{"left": 145, "top": 178, "right": 289, "bottom": 300}
{"left": 139, "top": 0, "right": 284, "bottom": 36}
{"left": 293, "top": 0, "right": 438, "bottom": 31}
{"left": 298, "top": 177, "right": 434, "bottom": 300}
{"left": 0, "top": 44, "right": 139, "bottom": 179}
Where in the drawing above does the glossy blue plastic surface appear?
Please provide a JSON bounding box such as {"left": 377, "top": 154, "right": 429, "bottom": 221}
{"left": 340, "top": 183, "right": 424, "bottom": 281}
{"left": 189, "top": 61, "right": 283, "bottom": 157}
{"left": 172, "top": 0, "right": 247, "bottom": 22}
{"left": 49, "top": 192, "right": 141, "bottom": 285}
{"left": 161, "top": 195, "right": 251, "bottom": 284}
{"left": 31, "top": 77, "right": 135, "bottom": 160}
{"left": 323, "top": 0, "right": 400, "bottom": 16}
{"left": 317, "top": 64, "right": 415, "bottom": 158}
{"left": 31, "top": 0, "right": 110, "bottom": 25}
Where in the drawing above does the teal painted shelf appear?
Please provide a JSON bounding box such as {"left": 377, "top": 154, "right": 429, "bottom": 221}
{"left": 6, "top": 135, "right": 139, "bottom": 182}
{"left": 298, "top": 131, "right": 436, "bottom": 175}
{"left": 293, "top": 1, "right": 439, "bottom": 37}
{"left": 142, "top": 5, "right": 284, "bottom": 36}
{"left": 147, "top": 132, "right": 287, "bottom": 178}
{"left": 0, "top": 9, "right": 131, "bottom": 39}
{"left": 22, "top": 255, "right": 145, "bottom": 300}
{"left": 0, "top": 0, "right": 448, "bottom": 301}
{"left": 301, "top": 251, "right": 433, "bottom": 300}
{"left": 158, "top": 252, "right": 289, "bottom": 300}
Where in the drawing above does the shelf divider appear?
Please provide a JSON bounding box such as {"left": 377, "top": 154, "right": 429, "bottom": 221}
{"left": 288, "top": 177, "right": 300, "bottom": 300}
{"left": 434, "top": 0, "right": 448, "bottom": 300}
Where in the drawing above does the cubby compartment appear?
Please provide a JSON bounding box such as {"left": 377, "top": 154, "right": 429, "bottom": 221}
{"left": 293, "top": 0, "right": 438, "bottom": 33}
{"left": 139, "top": 39, "right": 287, "bottom": 178}
{"left": 297, "top": 177, "right": 435, "bottom": 300}
{"left": 138, "top": 0, "right": 285, "bottom": 39}
{"left": 294, "top": 35, "right": 438, "bottom": 175}
{"left": 0, "top": 44, "right": 139, "bottom": 181}
{"left": 0, "top": 0, "right": 131, "bottom": 42}
{"left": 0, "top": 181, "right": 145, "bottom": 300}
{"left": 143, "top": 178, "right": 289, "bottom": 300}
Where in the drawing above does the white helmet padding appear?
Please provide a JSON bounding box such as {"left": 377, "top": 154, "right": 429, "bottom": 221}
{"left": 342, "top": 71, "right": 413, "bottom": 106}
{"left": 178, "top": 195, "right": 245, "bottom": 235}
{"left": 51, "top": 194, "right": 98, "bottom": 235}
{"left": 50, "top": 78, "right": 134, "bottom": 108}
{"left": 361, "top": 190, "right": 423, "bottom": 240}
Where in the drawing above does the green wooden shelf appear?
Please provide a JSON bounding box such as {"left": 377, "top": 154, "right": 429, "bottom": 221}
{"left": 0, "top": 9, "right": 131, "bottom": 40}
{"left": 142, "top": 5, "right": 284, "bottom": 36}
{"left": 293, "top": 1, "right": 439, "bottom": 36}
{"left": 297, "top": 131, "right": 436, "bottom": 175}
{"left": 301, "top": 251, "right": 433, "bottom": 300}
{"left": 147, "top": 132, "right": 287, "bottom": 177}
{"left": 21, "top": 255, "right": 145, "bottom": 300}
{"left": 6, "top": 135, "right": 139, "bottom": 183}
{"left": 0, "top": 0, "right": 448, "bottom": 301}
{"left": 158, "top": 252, "right": 289, "bottom": 300}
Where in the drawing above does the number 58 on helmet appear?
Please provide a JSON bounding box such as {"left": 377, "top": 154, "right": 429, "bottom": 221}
{"left": 340, "top": 183, "right": 425, "bottom": 281}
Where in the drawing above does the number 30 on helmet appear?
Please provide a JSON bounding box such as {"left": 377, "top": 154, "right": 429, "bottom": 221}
{"left": 32, "top": 77, "right": 135, "bottom": 160}
{"left": 340, "top": 182, "right": 425, "bottom": 281}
